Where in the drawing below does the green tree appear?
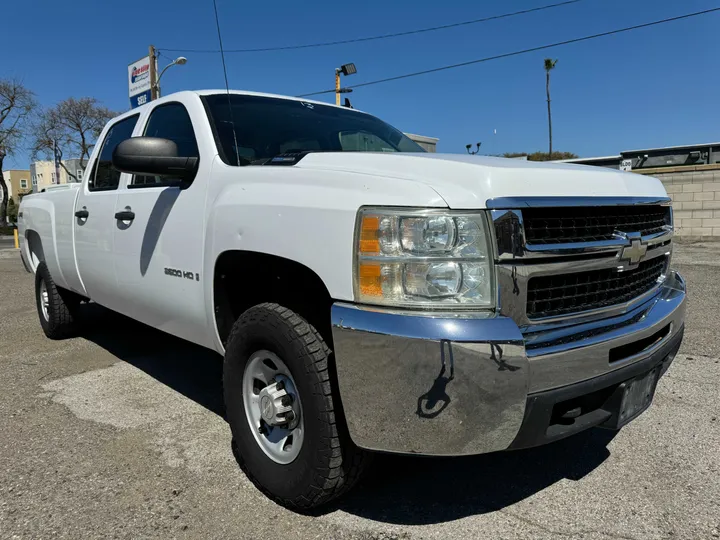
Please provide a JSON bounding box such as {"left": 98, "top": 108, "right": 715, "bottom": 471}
{"left": 528, "top": 151, "right": 578, "bottom": 162}
{"left": 544, "top": 58, "right": 558, "bottom": 157}
{"left": 6, "top": 197, "right": 17, "bottom": 223}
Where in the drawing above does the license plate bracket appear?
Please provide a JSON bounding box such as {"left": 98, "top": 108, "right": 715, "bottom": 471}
{"left": 617, "top": 367, "right": 661, "bottom": 427}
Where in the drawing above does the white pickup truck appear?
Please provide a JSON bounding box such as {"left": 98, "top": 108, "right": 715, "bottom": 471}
{"left": 18, "top": 90, "right": 686, "bottom": 510}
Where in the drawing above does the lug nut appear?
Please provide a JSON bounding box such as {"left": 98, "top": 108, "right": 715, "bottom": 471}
{"left": 284, "top": 410, "right": 295, "bottom": 422}
{"left": 258, "top": 424, "right": 267, "bottom": 435}
{"left": 275, "top": 381, "right": 285, "bottom": 391}
{"left": 281, "top": 395, "right": 292, "bottom": 406}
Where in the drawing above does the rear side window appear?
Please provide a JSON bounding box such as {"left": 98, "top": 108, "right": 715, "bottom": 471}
{"left": 89, "top": 115, "right": 139, "bottom": 191}
{"left": 132, "top": 102, "right": 199, "bottom": 187}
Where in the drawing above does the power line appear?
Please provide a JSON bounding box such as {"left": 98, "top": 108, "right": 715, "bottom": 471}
{"left": 158, "top": 0, "right": 587, "bottom": 54}
{"left": 297, "top": 7, "right": 720, "bottom": 97}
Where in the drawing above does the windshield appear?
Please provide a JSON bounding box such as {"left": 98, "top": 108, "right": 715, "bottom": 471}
{"left": 202, "top": 93, "right": 426, "bottom": 165}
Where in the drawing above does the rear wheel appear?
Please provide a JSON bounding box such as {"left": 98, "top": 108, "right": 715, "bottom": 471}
{"left": 223, "top": 303, "right": 367, "bottom": 510}
{"left": 35, "top": 261, "right": 81, "bottom": 339}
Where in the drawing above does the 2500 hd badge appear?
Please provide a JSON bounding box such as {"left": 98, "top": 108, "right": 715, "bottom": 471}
{"left": 164, "top": 267, "right": 199, "bottom": 281}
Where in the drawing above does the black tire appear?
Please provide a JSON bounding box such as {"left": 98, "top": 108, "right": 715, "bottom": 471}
{"left": 223, "top": 303, "right": 368, "bottom": 510}
{"left": 35, "top": 261, "right": 81, "bottom": 339}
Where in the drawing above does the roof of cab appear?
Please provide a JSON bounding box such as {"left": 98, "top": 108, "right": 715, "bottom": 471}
{"left": 192, "top": 89, "right": 367, "bottom": 113}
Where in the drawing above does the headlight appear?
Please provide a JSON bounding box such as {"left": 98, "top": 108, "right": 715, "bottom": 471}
{"left": 354, "top": 208, "right": 495, "bottom": 308}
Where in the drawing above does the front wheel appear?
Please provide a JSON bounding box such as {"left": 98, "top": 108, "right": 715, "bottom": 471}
{"left": 223, "top": 303, "right": 368, "bottom": 510}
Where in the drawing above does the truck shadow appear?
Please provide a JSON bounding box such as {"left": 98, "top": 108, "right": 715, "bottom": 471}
{"left": 78, "top": 303, "right": 616, "bottom": 525}
{"left": 79, "top": 303, "right": 225, "bottom": 418}
{"left": 336, "top": 428, "right": 616, "bottom": 524}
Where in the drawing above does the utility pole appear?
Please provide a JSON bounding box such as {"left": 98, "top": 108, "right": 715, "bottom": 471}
{"left": 335, "top": 69, "right": 341, "bottom": 106}
{"left": 149, "top": 45, "right": 159, "bottom": 101}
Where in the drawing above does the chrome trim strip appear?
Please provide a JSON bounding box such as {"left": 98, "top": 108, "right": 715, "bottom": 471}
{"left": 492, "top": 209, "right": 673, "bottom": 261}
{"left": 332, "top": 303, "right": 521, "bottom": 342}
{"left": 524, "top": 228, "right": 673, "bottom": 255}
{"left": 486, "top": 196, "right": 672, "bottom": 209}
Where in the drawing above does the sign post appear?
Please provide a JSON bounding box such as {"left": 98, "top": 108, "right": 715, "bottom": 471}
{"left": 128, "top": 54, "right": 152, "bottom": 108}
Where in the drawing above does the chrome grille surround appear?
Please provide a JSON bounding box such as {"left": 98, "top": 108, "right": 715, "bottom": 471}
{"left": 487, "top": 197, "right": 674, "bottom": 333}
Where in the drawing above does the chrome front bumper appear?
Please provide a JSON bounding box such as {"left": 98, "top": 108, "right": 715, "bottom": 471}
{"left": 331, "top": 270, "right": 686, "bottom": 456}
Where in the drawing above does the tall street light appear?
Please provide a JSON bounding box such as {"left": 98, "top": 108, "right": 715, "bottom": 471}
{"left": 335, "top": 63, "right": 356, "bottom": 106}
{"left": 155, "top": 56, "right": 187, "bottom": 98}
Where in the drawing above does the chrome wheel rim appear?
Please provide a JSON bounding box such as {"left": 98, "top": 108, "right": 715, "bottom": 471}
{"left": 39, "top": 280, "right": 49, "bottom": 321}
{"left": 243, "top": 350, "right": 304, "bottom": 464}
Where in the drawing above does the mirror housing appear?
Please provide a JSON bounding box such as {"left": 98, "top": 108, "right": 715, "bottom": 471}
{"left": 112, "top": 137, "right": 198, "bottom": 180}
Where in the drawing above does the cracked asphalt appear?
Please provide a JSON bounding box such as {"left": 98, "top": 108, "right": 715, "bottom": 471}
{"left": 0, "top": 243, "right": 718, "bottom": 540}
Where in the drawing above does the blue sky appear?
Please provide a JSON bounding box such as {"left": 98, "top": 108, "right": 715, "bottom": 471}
{"left": 3, "top": 0, "right": 719, "bottom": 169}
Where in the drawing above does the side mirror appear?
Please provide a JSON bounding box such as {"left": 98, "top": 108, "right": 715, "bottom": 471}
{"left": 112, "top": 137, "right": 198, "bottom": 180}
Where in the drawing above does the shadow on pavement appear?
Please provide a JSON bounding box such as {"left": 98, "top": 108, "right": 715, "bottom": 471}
{"left": 335, "top": 427, "right": 615, "bottom": 524}
{"left": 79, "top": 303, "right": 225, "bottom": 418}
{"left": 78, "top": 303, "right": 617, "bottom": 525}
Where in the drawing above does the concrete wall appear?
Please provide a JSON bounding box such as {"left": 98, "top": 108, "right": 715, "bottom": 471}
{"left": 634, "top": 164, "right": 720, "bottom": 240}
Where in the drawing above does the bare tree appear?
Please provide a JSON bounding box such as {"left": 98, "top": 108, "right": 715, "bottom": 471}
{"left": 544, "top": 58, "right": 558, "bottom": 157}
{"left": 32, "top": 97, "right": 116, "bottom": 182}
{"left": 0, "top": 79, "right": 37, "bottom": 224}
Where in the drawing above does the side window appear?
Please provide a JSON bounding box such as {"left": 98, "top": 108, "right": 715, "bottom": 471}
{"left": 88, "top": 115, "right": 139, "bottom": 191}
{"left": 132, "top": 102, "right": 199, "bottom": 187}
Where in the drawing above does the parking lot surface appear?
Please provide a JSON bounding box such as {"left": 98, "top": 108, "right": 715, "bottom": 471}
{"left": 0, "top": 244, "right": 718, "bottom": 540}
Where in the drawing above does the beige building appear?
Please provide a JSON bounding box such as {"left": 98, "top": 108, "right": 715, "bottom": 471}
{"left": 406, "top": 133, "right": 439, "bottom": 152}
{"left": 2, "top": 169, "right": 32, "bottom": 201}
{"left": 30, "top": 161, "right": 72, "bottom": 193}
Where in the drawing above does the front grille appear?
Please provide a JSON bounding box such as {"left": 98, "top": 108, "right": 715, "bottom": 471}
{"left": 526, "top": 256, "right": 667, "bottom": 319}
{"left": 523, "top": 205, "right": 670, "bottom": 244}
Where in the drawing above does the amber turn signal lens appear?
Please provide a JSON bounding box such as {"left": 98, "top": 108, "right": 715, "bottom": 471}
{"left": 358, "top": 263, "right": 382, "bottom": 297}
{"left": 359, "top": 216, "right": 380, "bottom": 254}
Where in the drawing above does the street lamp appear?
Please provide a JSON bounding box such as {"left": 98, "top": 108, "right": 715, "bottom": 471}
{"left": 335, "top": 63, "right": 356, "bottom": 106}
{"left": 155, "top": 56, "right": 187, "bottom": 98}
{"left": 466, "top": 143, "right": 482, "bottom": 155}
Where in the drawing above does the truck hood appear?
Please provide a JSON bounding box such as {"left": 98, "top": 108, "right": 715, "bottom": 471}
{"left": 295, "top": 152, "right": 667, "bottom": 209}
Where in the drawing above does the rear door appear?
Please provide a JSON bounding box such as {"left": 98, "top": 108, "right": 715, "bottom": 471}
{"left": 111, "top": 99, "right": 210, "bottom": 345}
{"left": 74, "top": 113, "right": 140, "bottom": 308}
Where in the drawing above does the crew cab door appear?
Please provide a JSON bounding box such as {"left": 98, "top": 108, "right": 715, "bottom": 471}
{"left": 74, "top": 113, "right": 140, "bottom": 308}
{"left": 111, "top": 100, "right": 210, "bottom": 346}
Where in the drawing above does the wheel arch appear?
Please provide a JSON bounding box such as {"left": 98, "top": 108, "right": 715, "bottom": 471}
{"left": 25, "top": 229, "right": 46, "bottom": 272}
{"left": 213, "top": 250, "right": 335, "bottom": 347}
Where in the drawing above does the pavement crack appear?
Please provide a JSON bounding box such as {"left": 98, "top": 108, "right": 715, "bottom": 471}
{"left": 501, "top": 509, "right": 643, "bottom": 540}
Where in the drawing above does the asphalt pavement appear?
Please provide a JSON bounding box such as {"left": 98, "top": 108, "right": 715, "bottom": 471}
{"left": 0, "top": 244, "right": 718, "bottom": 540}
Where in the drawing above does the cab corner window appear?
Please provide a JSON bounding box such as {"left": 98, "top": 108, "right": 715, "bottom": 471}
{"left": 88, "top": 115, "right": 139, "bottom": 192}
{"left": 132, "top": 102, "right": 199, "bottom": 187}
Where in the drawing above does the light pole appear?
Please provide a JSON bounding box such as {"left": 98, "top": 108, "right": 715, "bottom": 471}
{"left": 154, "top": 56, "right": 187, "bottom": 98}
{"left": 335, "top": 63, "right": 357, "bottom": 106}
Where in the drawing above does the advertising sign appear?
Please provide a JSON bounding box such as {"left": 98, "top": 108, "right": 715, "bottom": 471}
{"left": 620, "top": 159, "right": 633, "bottom": 172}
{"left": 128, "top": 55, "right": 152, "bottom": 108}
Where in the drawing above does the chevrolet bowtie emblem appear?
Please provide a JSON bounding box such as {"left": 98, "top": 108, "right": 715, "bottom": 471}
{"left": 618, "top": 232, "right": 648, "bottom": 266}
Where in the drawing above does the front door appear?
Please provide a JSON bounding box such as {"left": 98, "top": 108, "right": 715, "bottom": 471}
{"left": 74, "top": 113, "right": 140, "bottom": 308}
{"left": 111, "top": 100, "right": 209, "bottom": 346}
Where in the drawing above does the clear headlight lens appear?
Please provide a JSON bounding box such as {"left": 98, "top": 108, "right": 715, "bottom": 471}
{"left": 355, "top": 208, "right": 495, "bottom": 308}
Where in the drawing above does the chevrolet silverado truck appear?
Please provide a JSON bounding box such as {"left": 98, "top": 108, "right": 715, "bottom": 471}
{"left": 18, "top": 90, "right": 686, "bottom": 510}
